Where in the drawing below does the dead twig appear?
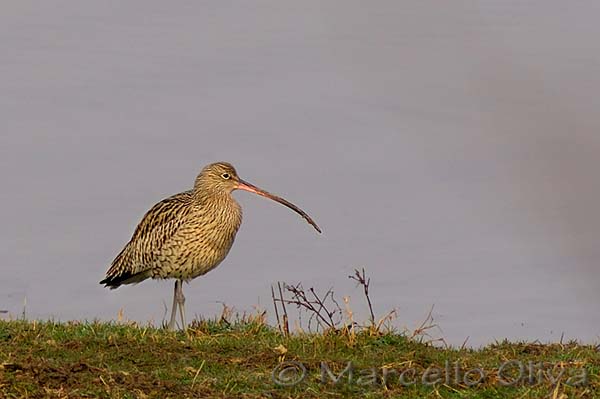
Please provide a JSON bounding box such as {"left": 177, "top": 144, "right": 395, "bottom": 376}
{"left": 271, "top": 285, "right": 282, "bottom": 334}
{"left": 278, "top": 282, "right": 289, "bottom": 336}
{"left": 410, "top": 305, "right": 447, "bottom": 347}
{"left": 272, "top": 282, "right": 342, "bottom": 332}
{"left": 349, "top": 268, "right": 376, "bottom": 329}
{"left": 271, "top": 268, "right": 399, "bottom": 336}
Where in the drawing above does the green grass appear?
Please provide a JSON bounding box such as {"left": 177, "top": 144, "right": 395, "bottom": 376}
{"left": 0, "top": 318, "right": 598, "bottom": 398}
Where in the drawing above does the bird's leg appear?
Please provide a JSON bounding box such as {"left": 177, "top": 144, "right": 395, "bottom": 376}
{"left": 176, "top": 279, "right": 186, "bottom": 329}
{"left": 167, "top": 280, "right": 180, "bottom": 330}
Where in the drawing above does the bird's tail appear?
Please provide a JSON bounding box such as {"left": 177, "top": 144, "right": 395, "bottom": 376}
{"left": 100, "top": 269, "right": 152, "bottom": 289}
{"left": 101, "top": 243, "right": 152, "bottom": 289}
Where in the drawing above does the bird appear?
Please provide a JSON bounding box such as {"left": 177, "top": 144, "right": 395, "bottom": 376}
{"left": 100, "top": 162, "right": 321, "bottom": 330}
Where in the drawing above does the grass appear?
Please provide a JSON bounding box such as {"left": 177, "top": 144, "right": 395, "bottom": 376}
{"left": 0, "top": 317, "right": 598, "bottom": 398}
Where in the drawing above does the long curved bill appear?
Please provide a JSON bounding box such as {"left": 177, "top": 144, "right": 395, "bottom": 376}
{"left": 236, "top": 178, "right": 322, "bottom": 233}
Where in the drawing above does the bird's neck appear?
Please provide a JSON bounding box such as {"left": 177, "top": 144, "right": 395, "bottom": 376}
{"left": 193, "top": 189, "right": 242, "bottom": 232}
{"left": 194, "top": 189, "right": 238, "bottom": 211}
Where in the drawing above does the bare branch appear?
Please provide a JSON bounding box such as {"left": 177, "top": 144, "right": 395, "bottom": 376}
{"left": 349, "top": 268, "right": 376, "bottom": 328}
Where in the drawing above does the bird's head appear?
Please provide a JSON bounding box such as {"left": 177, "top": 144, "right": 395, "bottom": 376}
{"left": 195, "top": 162, "right": 241, "bottom": 194}
{"left": 194, "top": 161, "right": 322, "bottom": 233}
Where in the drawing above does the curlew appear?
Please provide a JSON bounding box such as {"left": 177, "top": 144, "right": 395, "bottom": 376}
{"left": 100, "top": 162, "right": 320, "bottom": 329}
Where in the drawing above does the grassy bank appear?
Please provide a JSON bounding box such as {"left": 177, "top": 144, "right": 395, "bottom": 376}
{"left": 0, "top": 318, "right": 598, "bottom": 398}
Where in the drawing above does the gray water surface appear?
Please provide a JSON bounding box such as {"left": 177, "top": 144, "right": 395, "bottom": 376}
{"left": 2, "top": 1, "right": 600, "bottom": 346}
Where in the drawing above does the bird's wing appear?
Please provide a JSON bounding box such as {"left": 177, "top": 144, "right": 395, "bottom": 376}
{"left": 101, "top": 191, "right": 194, "bottom": 287}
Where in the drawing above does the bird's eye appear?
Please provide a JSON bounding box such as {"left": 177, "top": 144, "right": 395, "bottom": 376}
{"left": 221, "top": 173, "right": 230, "bottom": 180}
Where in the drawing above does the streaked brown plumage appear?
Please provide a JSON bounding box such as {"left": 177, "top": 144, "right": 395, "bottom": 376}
{"left": 100, "top": 162, "right": 320, "bottom": 329}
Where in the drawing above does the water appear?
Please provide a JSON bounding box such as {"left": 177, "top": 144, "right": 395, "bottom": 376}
{"left": 1, "top": 1, "right": 600, "bottom": 347}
